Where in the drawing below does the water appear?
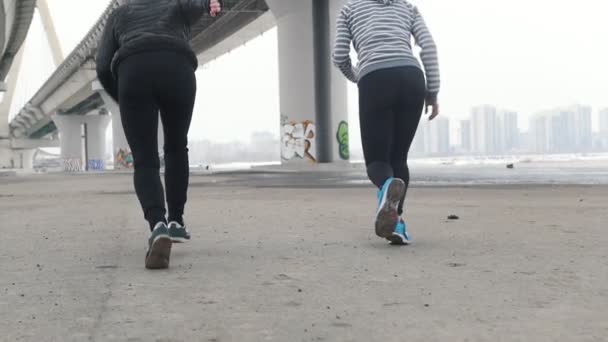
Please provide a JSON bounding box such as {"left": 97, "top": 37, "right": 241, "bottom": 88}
{"left": 202, "top": 154, "right": 608, "bottom": 186}
{"left": 407, "top": 154, "right": 608, "bottom": 185}
{"left": 33, "top": 152, "right": 608, "bottom": 185}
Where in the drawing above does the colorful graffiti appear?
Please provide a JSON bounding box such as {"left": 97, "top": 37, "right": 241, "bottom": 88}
{"left": 87, "top": 159, "right": 105, "bottom": 171}
{"left": 281, "top": 118, "right": 317, "bottom": 162}
{"left": 63, "top": 158, "right": 83, "bottom": 172}
{"left": 336, "top": 121, "right": 349, "bottom": 160}
{"left": 115, "top": 149, "right": 134, "bottom": 169}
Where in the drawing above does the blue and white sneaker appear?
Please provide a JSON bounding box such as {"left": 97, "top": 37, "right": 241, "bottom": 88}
{"left": 375, "top": 178, "right": 406, "bottom": 238}
{"left": 168, "top": 221, "right": 191, "bottom": 243}
{"left": 145, "top": 222, "right": 172, "bottom": 270}
{"left": 388, "top": 218, "right": 411, "bottom": 245}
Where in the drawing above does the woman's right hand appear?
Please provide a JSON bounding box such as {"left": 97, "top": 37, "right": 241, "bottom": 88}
{"left": 426, "top": 101, "right": 440, "bottom": 121}
{"left": 209, "top": 0, "right": 222, "bottom": 17}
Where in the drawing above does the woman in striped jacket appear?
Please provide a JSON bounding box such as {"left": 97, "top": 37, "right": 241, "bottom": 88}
{"left": 333, "top": 0, "right": 440, "bottom": 245}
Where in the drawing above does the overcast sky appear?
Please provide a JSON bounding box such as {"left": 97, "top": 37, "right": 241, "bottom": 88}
{"left": 11, "top": 0, "right": 608, "bottom": 146}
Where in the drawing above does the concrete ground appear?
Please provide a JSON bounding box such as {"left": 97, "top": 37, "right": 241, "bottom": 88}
{"left": 1, "top": 171, "right": 607, "bottom": 342}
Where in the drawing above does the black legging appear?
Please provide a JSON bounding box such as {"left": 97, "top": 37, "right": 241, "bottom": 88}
{"left": 118, "top": 51, "right": 196, "bottom": 229}
{"left": 358, "top": 66, "right": 426, "bottom": 214}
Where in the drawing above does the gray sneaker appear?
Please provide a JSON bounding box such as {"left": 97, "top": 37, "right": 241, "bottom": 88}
{"left": 168, "top": 221, "right": 191, "bottom": 243}
{"left": 145, "top": 222, "right": 172, "bottom": 270}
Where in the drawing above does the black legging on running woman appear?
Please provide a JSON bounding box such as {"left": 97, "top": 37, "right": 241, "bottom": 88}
{"left": 96, "top": 0, "right": 215, "bottom": 230}
{"left": 118, "top": 51, "right": 196, "bottom": 228}
{"left": 359, "top": 66, "right": 426, "bottom": 213}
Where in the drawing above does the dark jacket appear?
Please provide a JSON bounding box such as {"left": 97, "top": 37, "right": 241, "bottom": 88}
{"left": 96, "top": 0, "right": 211, "bottom": 102}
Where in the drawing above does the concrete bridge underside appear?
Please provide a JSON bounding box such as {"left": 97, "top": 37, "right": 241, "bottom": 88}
{"left": 5, "top": 0, "right": 351, "bottom": 171}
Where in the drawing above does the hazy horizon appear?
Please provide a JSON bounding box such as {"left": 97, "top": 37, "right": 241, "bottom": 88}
{"left": 10, "top": 0, "right": 608, "bottom": 149}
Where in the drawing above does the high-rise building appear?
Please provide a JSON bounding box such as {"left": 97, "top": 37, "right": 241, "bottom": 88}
{"left": 471, "top": 105, "right": 498, "bottom": 155}
{"left": 600, "top": 108, "right": 608, "bottom": 135}
{"left": 410, "top": 122, "right": 426, "bottom": 156}
{"left": 599, "top": 108, "right": 608, "bottom": 150}
{"left": 528, "top": 105, "right": 592, "bottom": 153}
{"left": 460, "top": 120, "right": 471, "bottom": 152}
{"left": 550, "top": 112, "right": 569, "bottom": 152}
{"left": 568, "top": 105, "right": 592, "bottom": 151}
{"left": 529, "top": 114, "right": 549, "bottom": 153}
{"left": 529, "top": 111, "right": 572, "bottom": 153}
{"left": 424, "top": 117, "right": 450, "bottom": 155}
{"left": 498, "top": 111, "right": 519, "bottom": 152}
{"left": 437, "top": 117, "right": 451, "bottom": 154}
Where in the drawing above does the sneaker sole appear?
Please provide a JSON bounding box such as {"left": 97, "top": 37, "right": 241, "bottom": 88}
{"left": 375, "top": 179, "right": 406, "bottom": 238}
{"left": 388, "top": 233, "right": 410, "bottom": 246}
{"left": 145, "top": 235, "right": 172, "bottom": 270}
{"left": 170, "top": 237, "right": 190, "bottom": 243}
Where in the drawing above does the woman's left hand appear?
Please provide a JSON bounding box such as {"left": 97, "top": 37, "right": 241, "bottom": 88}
{"left": 209, "top": 0, "right": 222, "bottom": 17}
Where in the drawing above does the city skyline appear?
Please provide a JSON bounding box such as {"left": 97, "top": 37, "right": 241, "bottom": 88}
{"left": 411, "top": 104, "right": 608, "bottom": 157}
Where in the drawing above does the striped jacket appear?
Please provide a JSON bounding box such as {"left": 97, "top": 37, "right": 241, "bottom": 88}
{"left": 332, "top": 0, "right": 440, "bottom": 100}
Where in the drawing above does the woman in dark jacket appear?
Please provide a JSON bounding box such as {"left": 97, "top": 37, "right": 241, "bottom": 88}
{"left": 96, "top": 0, "right": 221, "bottom": 269}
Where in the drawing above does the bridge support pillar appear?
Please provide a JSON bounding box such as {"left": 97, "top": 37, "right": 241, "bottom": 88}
{"left": 266, "top": 0, "right": 350, "bottom": 165}
{"left": 96, "top": 90, "right": 131, "bottom": 170}
{"left": 95, "top": 83, "right": 165, "bottom": 170}
{"left": 85, "top": 115, "right": 111, "bottom": 171}
{"left": 0, "top": 140, "right": 14, "bottom": 169}
{"left": 52, "top": 114, "right": 110, "bottom": 172}
{"left": 52, "top": 115, "right": 84, "bottom": 172}
{"left": 13, "top": 149, "right": 36, "bottom": 170}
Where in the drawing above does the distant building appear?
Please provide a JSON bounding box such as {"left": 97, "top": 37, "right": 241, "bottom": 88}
{"left": 411, "top": 123, "right": 426, "bottom": 156}
{"left": 498, "top": 111, "right": 519, "bottom": 153}
{"left": 528, "top": 105, "right": 593, "bottom": 153}
{"left": 529, "top": 114, "right": 549, "bottom": 153}
{"left": 471, "top": 105, "right": 498, "bottom": 155}
{"left": 424, "top": 116, "right": 450, "bottom": 155}
{"left": 410, "top": 117, "right": 451, "bottom": 156}
{"left": 568, "top": 105, "right": 592, "bottom": 151}
{"left": 599, "top": 108, "right": 608, "bottom": 150}
{"left": 460, "top": 120, "right": 471, "bottom": 152}
{"left": 600, "top": 108, "right": 608, "bottom": 135}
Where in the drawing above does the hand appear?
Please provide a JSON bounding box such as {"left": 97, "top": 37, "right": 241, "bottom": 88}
{"left": 209, "top": 0, "right": 221, "bottom": 17}
{"left": 425, "top": 101, "right": 439, "bottom": 121}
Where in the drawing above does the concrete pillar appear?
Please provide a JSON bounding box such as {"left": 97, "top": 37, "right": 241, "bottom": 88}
{"left": 15, "top": 149, "right": 36, "bottom": 170}
{"left": 95, "top": 88, "right": 131, "bottom": 170}
{"left": 84, "top": 115, "right": 110, "bottom": 171}
{"left": 94, "top": 82, "right": 165, "bottom": 170}
{"left": 328, "top": 0, "right": 351, "bottom": 162}
{"left": 52, "top": 115, "right": 84, "bottom": 172}
{"left": 266, "top": 0, "right": 349, "bottom": 164}
{"left": 0, "top": 140, "right": 13, "bottom": 169}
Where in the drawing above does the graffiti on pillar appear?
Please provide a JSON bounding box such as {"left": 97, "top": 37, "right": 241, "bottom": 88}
{"left": 115, "top": 149, "right": 134, "bottom": 169}
{"left": 336, "top": 121, "right": 349, "bottom": 160}
{"left": 63, "top": 158, "right": 83, "bottom": 172}
{"left": 281, "top": 117, "right": 316, "bottom": 162}
{"left": 88, "top": 160, "right": 105, "bottom": 171}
